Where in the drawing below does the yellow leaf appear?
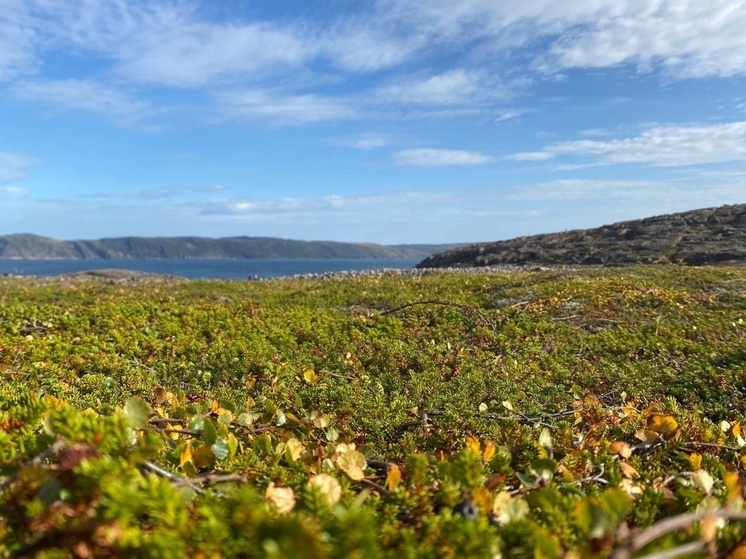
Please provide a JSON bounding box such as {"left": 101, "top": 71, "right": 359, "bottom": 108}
{"left": 734, "top": 422, "right": 742, "bottom": 439}
{"left": 465, "top": 437, "right": 481, "bottom": 454}
{"left": 724, "top": 471, "right": 742, "bottom": 503}
{"left": 336, "top": 449, "right": 367, "bottom": 481}
{"left": 492, "top": 491, "right": 529, "bottom": 525}
{"left": 538, "top": 429, "right": 553, "bottom": 450}
{"left": 482, "top": 441, "right": 496, "bottom": 462}
{"left": 472, "top": 487, "right": 492, "bottom": 512}
{"left": 285, "top": 438, "right": 306, "bottom": 463}
{"left": 308, "top": 474, "right": 342, "bottom": 506}
{"left": 619, "top": 461, "right": 639, "bottom": 479}
{"left": 303, "top": 368, "right": 318, "bottom": 384}
{"left": 635, "top": 429, "right": 660, "bottom": 443}
{"left": 689, "top": 452, "right": 703, "bottom": 471}
{"left": 180, "top": 442, "right": 193, "bottom": 469}
{"left": 386, "top": 464, "right": 402, "bottom": 491}
{"left": 619, "top": 478, "right": 643, "bottom": 497}
{"left": 502, "top": 400, "right": 514, "bottom": 412}
{"left": 647, "top": 414, "right": 679, "bottom": 435}
{"left": 610, "top": 441, "right": 632, "bottom": 459}
{"left": 265, "top": 482, "right": 296, "bottom": 514}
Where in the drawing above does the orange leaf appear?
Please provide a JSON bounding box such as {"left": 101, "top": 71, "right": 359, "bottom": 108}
{"left": 465, "top": 437, "right": 481, "bottom": 455}
{"left": 619, "top": 461, "right": 638, "bottom": 479}
{"left": 610, "top": 441, "right": 632, "bottom": 459}
{"left": 724, "top": 471, "right": 742, "bottom": 504}
{"left": 482, "top": 441, "right": 496, "bottom": 462}
{"left": 180, "top": 442, "right": 193, "bottom": 469}
{"left": 647, "top": 414, "right": 679, "bottom": 435}
{"left": 386, "top": 464, "right": 402, "bottom": 491}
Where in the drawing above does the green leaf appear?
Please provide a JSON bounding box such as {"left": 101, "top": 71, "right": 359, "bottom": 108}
{"left": 123, "top": 397, "right": 151, "bottom": 429}
{"left": 575, "top": 499, "right": 612, "bottom": 540}
{"left": 189, "top": 415, "right": 205, "bottom": 432}
{"left": 211, "top": 439, "right": 229, "bottom": 461}
{"left": 193, "top": 444, "right": 216, "bottom": 469}
{"left": 226, "top": 433, "right": 238, "bottom": 459}
{"left": 599, "top": 488, "right": 632, "bottom": 523}
{"left": 202, "top": 418, "right": 217, "bottom": 446}
{"left": 529, "top": 458, "right": 557, "bottom": 484}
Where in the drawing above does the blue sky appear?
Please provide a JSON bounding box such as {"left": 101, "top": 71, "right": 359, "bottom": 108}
{"left": 1, "top": 0, "right": 745, "bottom": 244}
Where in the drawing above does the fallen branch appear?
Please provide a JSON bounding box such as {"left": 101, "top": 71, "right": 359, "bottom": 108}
{"left": 141, "top": 460, "right": 207, "bottom": 496}
{"left": 611, "top": 509, "right": 746, "bottom": 559}
{"left": 0, "top": 439, "right": 66, "bottom": 492}
{"left": 379, "top": 300, "right": 495, "bottom": 329}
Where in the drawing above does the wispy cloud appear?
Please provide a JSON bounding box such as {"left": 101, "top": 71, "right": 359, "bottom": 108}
{"left": 376, "top": 69, "right": 511, "bottom": 106}
{"left": 0, "top": 151, "right": 41, "bottom": 182}
{"left": 0, "top": 0, "right": 36, "bottom": 81}
{"left": 217, "top": 89, "right": 358, "bottom": 125}
{"left": 509, "top": 121, "right": 746, "bottom": 166}
{"left": 379, "top": 0, "right": 746, "bottom": 80}
{"left": 10, "top": 79, "right": 150, "bottom": 123}
{"left": 394, "top": 148, "right": 494, "bottom": 166}
{"left": 545, "top": 1, "right": 746, "bottom": 79}
{"left": 0, "top": 185, "right": 29, "bottom": 199}
{"left": 506, "top": 151, "right": 554, "bottom": 162}
{"left": 335, "top": 133, "right": 391, "bottom": 150}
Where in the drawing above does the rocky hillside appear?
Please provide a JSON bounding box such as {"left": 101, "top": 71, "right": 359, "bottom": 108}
{"left": 0, "top": 234, "right": 460, "bottom": 260}
{"left": 417, "top": 204, "right": 746, "bottom": 268}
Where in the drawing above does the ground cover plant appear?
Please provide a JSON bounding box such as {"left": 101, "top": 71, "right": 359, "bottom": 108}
{"left": 1, "top": 265, "right": 745, "bottom": 558}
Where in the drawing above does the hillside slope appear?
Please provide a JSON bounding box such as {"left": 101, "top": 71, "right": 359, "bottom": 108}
{"left": 0, "top": 234, "right": 460, "bottom": 260}
{"left": 417, "top": 203, "right": 746, "bottom": 268}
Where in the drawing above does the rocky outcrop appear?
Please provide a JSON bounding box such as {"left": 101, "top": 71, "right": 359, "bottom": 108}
{"left": 417, "top": 204, "right": 746, "bottom": 268}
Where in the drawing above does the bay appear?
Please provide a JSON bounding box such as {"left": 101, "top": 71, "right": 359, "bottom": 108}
{"left": 0, "top": 258, "right": 420, "bottom": 280}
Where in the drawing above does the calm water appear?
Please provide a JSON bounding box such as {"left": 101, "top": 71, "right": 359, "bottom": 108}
{"left": 0, "top": 258, "right": 420, "bottom": 280}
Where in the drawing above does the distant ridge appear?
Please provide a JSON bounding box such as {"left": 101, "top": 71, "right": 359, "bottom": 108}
{"left": 417, "top": 204, "right": 746, "bottom": 268}
{"left": 0, "top": 234, "right": 461, "bottom": 261}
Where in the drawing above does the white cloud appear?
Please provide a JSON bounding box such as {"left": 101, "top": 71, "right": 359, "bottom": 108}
{"left": 0, "top": 152, "right": 41, "bottom": 182}
{"left": 0, "top": 0, "right": 36, "bottom": 81}
{"left": 0, "top": 185, "right": 29, "bottom": 199}
{"left": 337, "top": 133, "right": 390, "bottom": 150}
{"left": 377, "top": 69, "right": 509, "bottom": 106}
{"left": 547, "top": 1, "right": 746, "bottom": 79}
{"left": 10, "top": 79, "right": 150, "bottom": 122}
{"left": 511, "top": 121, "right": 746, "bottom": 166}
{"left": 378, "top": 0, "right": 746, "bottom": 80}
{"left": 217, "top": 89, "right": 357, "bottom": 125}
{"left": 117, "top": 21, "right": 310, "bottom": 88}
{"left": 318, "top": 21, "right": 423, "bottom": 73}
{"left": 394, "top": 148, "right": 494, "bottom": 166}
{"left": 506, "top": 151, "right": 554, "bottom": 162}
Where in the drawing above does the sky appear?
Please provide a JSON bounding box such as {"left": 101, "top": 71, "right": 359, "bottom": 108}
{"left": 1, "top": 0, "right": 745, "bottom": 244}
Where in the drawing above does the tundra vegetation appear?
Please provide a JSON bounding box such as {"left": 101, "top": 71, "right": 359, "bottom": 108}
{"left": 1, "top": 265, "right": 745, "bottom": 558}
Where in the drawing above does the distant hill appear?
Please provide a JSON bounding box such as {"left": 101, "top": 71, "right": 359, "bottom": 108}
{"left": 0, "top": 234, "right": 461, "bottom": 260}
{"left": 417, "top": 204, "right": 746, "bottom": 268}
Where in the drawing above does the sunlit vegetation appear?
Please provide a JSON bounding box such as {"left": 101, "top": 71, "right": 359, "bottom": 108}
{"left": 1, "top": 265, "right": 746, "bottom": 557}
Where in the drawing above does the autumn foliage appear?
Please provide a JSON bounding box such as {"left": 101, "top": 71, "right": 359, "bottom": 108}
{"left": 1, "top": 265, "right": 746, "bottom": 557}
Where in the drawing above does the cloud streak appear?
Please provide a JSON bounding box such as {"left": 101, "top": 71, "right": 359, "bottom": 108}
{"left": 510, "top": 121, "right": 746, "bottom": 166}
{"left": 394, "top": 148, "right": 494, "bottom": 166}
{"left": 10, "top": 79, "right": 151, "bottom": 122}
{"left": 0, "top": 151, "right": 41, "bottom": 183}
